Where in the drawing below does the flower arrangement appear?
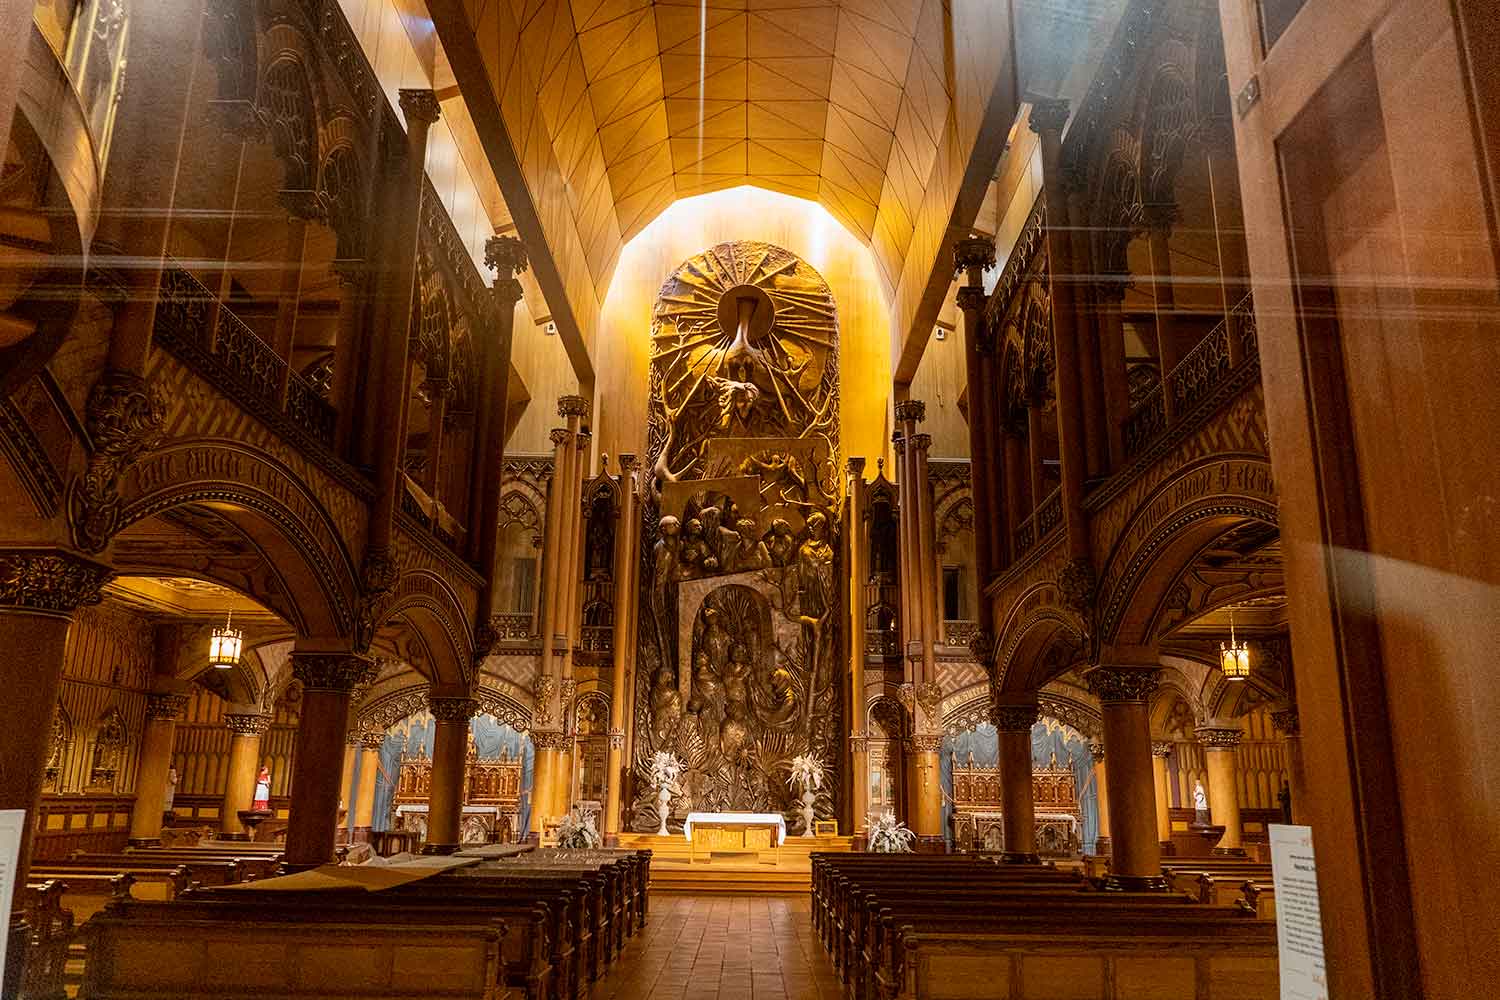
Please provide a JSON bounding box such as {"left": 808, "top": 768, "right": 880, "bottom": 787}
{"left": 867, "top": 811, "right": 916, "bottom": 853}
{"left": 787, "top": 753, "right": 825, "bottom": 791}
{"left": 556, "top": 807, "right": 602, "bottom": 850}
{"left": 649, "top": 750, "right": 684, "bottom": 787}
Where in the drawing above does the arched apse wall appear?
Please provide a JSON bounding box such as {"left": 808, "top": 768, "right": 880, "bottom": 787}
{"left": 592, "top": 186, "right": 894, "bottom": 469}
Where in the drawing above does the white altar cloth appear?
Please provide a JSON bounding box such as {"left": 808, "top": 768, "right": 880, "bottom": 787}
{"left": 682, "top": 812, "right": 787, "bottom": 847}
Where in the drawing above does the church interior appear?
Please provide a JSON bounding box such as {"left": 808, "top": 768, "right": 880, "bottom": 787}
{"left": 0, "top": 0, "right": 1496, "bottom": 997}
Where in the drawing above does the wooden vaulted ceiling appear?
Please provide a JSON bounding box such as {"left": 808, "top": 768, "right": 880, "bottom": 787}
{"left": 457, "top": 0, "right": 960, "bottom": 297}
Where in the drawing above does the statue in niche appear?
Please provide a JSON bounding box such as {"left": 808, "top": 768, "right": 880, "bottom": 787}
{"left": 584, "top": 496, "right": 615, "bottom": 580}
{"left": 632, "top": 241, "right": 843, "bottom": 832}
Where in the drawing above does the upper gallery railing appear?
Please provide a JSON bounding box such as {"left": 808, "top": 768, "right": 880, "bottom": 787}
{"left": 1122, "top": 292, "right": 1259, "bottom": 462}
{"left": 153, "top": 261, "right": 339, "bottom": 452}
{"left": 1012, "top": 486, "right": 1063, "bottom": 560}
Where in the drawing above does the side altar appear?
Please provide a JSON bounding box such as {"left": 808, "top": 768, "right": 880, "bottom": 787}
{"left": 951, "top": 750, "right": 1083, "bottom": 855}
{"left": 391, "top": 735, "right": 523, "bottom": 843}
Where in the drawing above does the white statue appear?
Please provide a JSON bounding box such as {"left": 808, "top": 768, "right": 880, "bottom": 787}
{"left": 648, "top": 751, "right": 683, "bottom": 836}
{"left": 162, "top": 766, "right": 178, "bottom": 814}
{"left": 1193, "top": 781, "right": 1210, "bottom": 824}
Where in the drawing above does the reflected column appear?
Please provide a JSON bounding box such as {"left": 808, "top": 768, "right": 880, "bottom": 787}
{"left": 1197, "top": 725, "right": 1247, "bottom": 856}
{"left": 353, "top": 729, "right": 384, "bottom": 843}
{"left": 1090, "top": 740, "right": 1111, "bottom": 856}
{"left": 1152, "top": 741, "right": 1174, "bottom": 852}
{"left": 1271, "top": 707, "right": 1307, "bottom": 825}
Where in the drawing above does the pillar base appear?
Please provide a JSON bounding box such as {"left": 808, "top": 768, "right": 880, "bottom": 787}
{"left": 1093, "top": 836, "right": 1112, "bottom": 855}
{"left": 1102, "top": 873, "right": 1171, "bottom": 893}
{"left": 218, "top": 831, "right": 250, "bottom": 842}
{"left": 1001, "top": 851, "right": 1041, "bottom": 865}
{"left": 421, "top": 842, "right": 460, "bottom": 856}
{"left": 127, "top": 837, "right": 161, "bottom": 848}
{"left": 1211, "top": 846, "right": 1248, "bottom": 857}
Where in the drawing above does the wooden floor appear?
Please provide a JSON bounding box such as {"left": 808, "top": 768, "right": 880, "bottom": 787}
{"left": 595, "top": 894, "right": 843, "bottom": 1000}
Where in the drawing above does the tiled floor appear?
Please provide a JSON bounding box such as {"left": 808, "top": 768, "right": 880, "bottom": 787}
{"left": 596, "top": 894, "right": 844, "bottom": 1000}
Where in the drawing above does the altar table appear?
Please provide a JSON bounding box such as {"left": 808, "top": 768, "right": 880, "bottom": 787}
{"left": 683, "top": 812, "right": 787, "bottom": 850}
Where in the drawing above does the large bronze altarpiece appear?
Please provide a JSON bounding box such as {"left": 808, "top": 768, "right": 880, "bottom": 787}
{"left": 630, "top": 242, "right": 844, "bottom": 834}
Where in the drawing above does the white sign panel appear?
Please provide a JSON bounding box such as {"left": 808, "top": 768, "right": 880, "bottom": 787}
{"left": 0, "top": 810, "right": 24, "bottom": 982}
{"left": 1269, "top": 823, "right": 1328, "bottom": 1000}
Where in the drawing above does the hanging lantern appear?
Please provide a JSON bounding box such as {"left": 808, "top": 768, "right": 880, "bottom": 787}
{"left": 209, "top": 609, "right": 243, "bottom": 669}
{"left": 1219, "top": 609, "right": 1250, "bottom": 681}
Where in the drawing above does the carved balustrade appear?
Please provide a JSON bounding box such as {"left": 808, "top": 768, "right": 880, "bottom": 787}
{"left": 152, "top": 261, "right": 337, "bottom": 451}
{"left": 942, "top": 619, "right": 979, "bottom": 649}
{"left": 1123, "top": 388, "right": 1168, "bottom": 460}
{"left": 1012, "top": 486, "right": 1063, "bottom": 559}
{"left": 1167, "top": 318, "right": 1231, "bottom": 417}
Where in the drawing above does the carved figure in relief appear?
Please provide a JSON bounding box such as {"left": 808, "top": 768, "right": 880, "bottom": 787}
{"left": 700, "top": 506, "right": 726, "bottom": 571}
{"left": 767, "top": 519, "right": 797, "bottom": 567}
{"left": 651, "top": 516, "right": 681, "bottom": 661}
{"left": 650, "top": 668, "right": 682, "bottom": 747}
{"left": 731, "top": 519, "right": 769, "bottom": 571}
{"left": 679, "top": 518, "right": 707, "bottom": 576}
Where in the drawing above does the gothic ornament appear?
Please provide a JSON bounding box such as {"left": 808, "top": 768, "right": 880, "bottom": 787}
{"left": 1089, "top": 740, "right": 1105, "bottom": 764}
{"left": 291, "top": 653, "right": 376, "bottom": 693}
{"left": 0, "top": 550, "right": 111, "bottom": 613}
{"left": 67, "top": 371, "right": 169, "bottom": 554}
{"left": 915, "top": 681, "right": 944, "bottom": 729}
{"left": 532, "top": 675, "right": 557, "bottom": 727}
{"left": 953, "top": 236, "right": 997, "bottom": 279}
{"left": 1151, "top": 741, "right": 1173, "bottom": 757}
{"left": 967, "top": 628, "right": 995, "bottom": 666}
{"left": 353, "top": 547, "right": 400, "bottom": 653}
{"left": 360, "top": 729, "right": 386, "bottom": 751}
{"left": 531, "top": 729, "right": 572, "bottom": 752}
{"left": 909, "top": 734, "right": 944, "bottom": 753}
{"left": 1270, "top": 707, "right": 1300, "bottom": 736}
{"left": 608, "top": 728, "right": 626, "bottom": 751}
{"left": 1086, "top": 666, "right": 1161, "bottom": 704}
{"left": 1057, "top": 557, "right": 1097, "bottom": 618}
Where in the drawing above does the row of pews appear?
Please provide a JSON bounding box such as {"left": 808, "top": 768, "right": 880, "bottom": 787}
{"left": 1162, "top": 857, "right": 1277, "bottom": 917}
{"left": 73, "top": 845, "right": 650, "bottom": 1000}
{"left": 811, "top": 853, "right": 1279, "bottom": 1000}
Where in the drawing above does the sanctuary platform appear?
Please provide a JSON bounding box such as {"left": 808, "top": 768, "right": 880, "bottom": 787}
{"left": 616, "top": 831, "right": 855, "bottom": 894}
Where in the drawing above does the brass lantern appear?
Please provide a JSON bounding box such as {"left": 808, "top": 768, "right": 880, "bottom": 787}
{"left": 209, "top": 609, "right": 243, "bottom": 669}
{"left": 1219, "top": 609, "right": 1250, "bottom": 681}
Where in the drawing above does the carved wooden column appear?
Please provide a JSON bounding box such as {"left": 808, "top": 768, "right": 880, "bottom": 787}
{"left": 368, "top": 89, "right": 441, "bottom": 565}
{"left": 555, "top": 410, "right": 590, "bottom": 817}
{"left": 220, "top": 712, "right": 271, "bottom": 840}
{"left": 1152, "top": 741, "right": 1175, "bottom": 849}
{"left": 1031, "top": 99, "right": 1090, "bottom": 565}
{"left": 339, "top": 732, "right": 359, "bottom": 841}
{"left": 846, "top": 458, "right": 871, "bottom": 839}
{"left": 1086, "top": 665, "right": 1168, "bottom": 890}
{"left": 992, "top": 700, "right": 1040, "bottom": 863}
{"left": 0, "top": 550, "right": 110, "bottom": 883}
{"left": 272, "top": 193, "right": 317, "bottom": 387}
{"left": 1272, "top": 707, "right": 1306, "bottom": 825}
{"left": 1197, "top": 725, "right": 1247, "bottom": 856}
{"left": 1144, "top": 205, "right": 1182, "bottom": 420}
{"left": 471, "top": 237, "right": 529, "bottom": 601}
{"left": 1002, "top": 416, "right": 1027, "bottom": 552}
{"left": 604, "top": 455, "right": 639, "bottom": 844}
{"left": 1090, "top": 740, "right": 1111, "bottom": 855}
{"left": 353, "top": 730, "right": 384, "bottom": 842}
{"left": 954, "top": 236, "right": 998, "bottom": 643}
{"left": 892, "top": 431, "right": 916, "bottom": 682}
{"left": 1094, "top": 278, "right": 1130, "bottom": 468}
{"left": 910, "top": 430, "right": 939, "bottom": 687}
{"left": 528, "top": 730, "right": 567, "bottom": 838}
{"left": 1063, "top": 173, "right": 1107, "bottom": 478}
{"left": 332, "top": 263, "right": 370, "bottom": 453}
{"left": 420, "top": 376, "right": 453, "bottom": 500}
{"left": 425, "top": 694, "right": 478, "bottom": 854}
{"left": 284, "top": 651, "right": 375, "bottom": 869}
{"left": 128, "top": 691, "right": 189, "bottom": 845}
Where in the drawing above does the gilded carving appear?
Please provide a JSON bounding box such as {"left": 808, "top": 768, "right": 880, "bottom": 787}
{"left": 990, "top": 703, "right": 1040, "bottom": 733}
{"left": 0, "top": 550, "right": 111, "bottom": 613}
{"left": 532, "top": 675, "right": 557, "bottom": 727}
{"left": 1270, "top": 707, "right": 1300, "bottom": 736}
{"left": 531, "top": 729, "right": 571, "bottom": 752}
{"left": 631, "top": 241, "right": 843, "bottom": 832}
{"left": 68, "top": 370, "right": 169, "bottom": 553}
{"left": 1195, "top": 726, "right": 1244, "bottom": 750}
{"left": 225, "top": 713, "right": 272, "bottom": 736}
{"left": 145, "top": 693, "right": 189, "bottom": 722}
{"left": 1088, "top": 740, "right": 1105, "bottom": 764}
{"left": 1151, "top": 741, "right": 1173, "bottom": 757}
{"left": 429, "top": 696, "right": 479, "bottom": 723}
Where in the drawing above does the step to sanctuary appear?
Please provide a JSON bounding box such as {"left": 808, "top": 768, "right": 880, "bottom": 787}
{"left": 616, "top": 832, "right": 855, "bottom": 894}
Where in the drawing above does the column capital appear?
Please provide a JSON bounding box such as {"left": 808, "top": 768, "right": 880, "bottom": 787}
{"left": 953, "top": 235, "right": 996, "bottom": 282}
{"left": 292, "top": 652, "right": 376, "bottom": 693}
{"left": 891, "top": 433, "right": 906, "bottom": 457}
{"left": 909, "top": 733, "right": 943, "bottom": 753}
{"left": 1088, "top": 740, "right": 1105, "bottom": 763}
{"left": 549, "top": 427, "right": 571, "bottom": 449}
{"left": 955, "top": 284, "right": 988, "bottom": 313}
{"left": 145, "top": 692, "right": 189, "bottom": 721}
{"left": 346, "top": 729, "right": 365, "bottom": 748}
{"left": 1151, "top": 741, "right": 1173, "bottom": 757}
{"left": 1085, "top": 665, "right": 1161, "bottom": 704}
{"left": 558, "top": 395, "right": 588, "bottom": 418}
{"left": 1028, "top": 97, "right": 1070, "bottom": 136}
{"left": 484, "top": 234, "right": 529, "bottom": 282}
{"left": 989, "top": 701, "right": 1039, "bottom": 733}
{"left": 428, "top": 696, "right": 480, "bottom": 723}
{"left": 608, "top": 728, "right": 626, "bottom": 750}
{"left": 909, "top": 432, "right": 932, "bottom": 454}
{"left": 398, "top": 88, "right": 441, "bottom": 125}
{"left": 532, "top": 675, "right": 558, "bottom": 727}
{"left": 0, "top": 548, "right": 113, "bottom": 615}
{"left": 359, "top": 729, "right": 386, "bottom": 751}
{"left": 618, "top": 453, "right": 639, "bottom": 474}
{"left": 1195, "top": 725, "right": 1244, "bottom": 750}
{"left": 849, "top": 731, "right": 869, "bottom": 753}
{"left": 846, "top": 456, "right": 867, "bottom": 477}
{"left": 1270, "top": 706, "right": 1300, "bottom": 736}
{"left": 894, "top": 399, "right": 926, "bottom": 424}
{"left": 531, "top": 729, "right": 571, "bottom": 752}
{"left": 225, "top": 713, "right": 272, "bottom": 737}
{"left": 1142, "top": 201, "right": 1180, "bottom": 233}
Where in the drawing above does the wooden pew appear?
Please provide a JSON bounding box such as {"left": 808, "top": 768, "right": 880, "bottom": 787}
{"left": 78, "top": 898, "right": 512, "bottom": 1000}
{"left": 1239, "top": 880, "right": 1277, "bottom": 920}
{"left": 61, "top": 852, "right": 246, "bottom": 886}
{"left": 25, "top": 868, "right": 190, "bottom": 924}
{"left": 1163, "top": 860, "right": 1273, "bottom": 904}
{"left": 18, "top": 880, "right": 72, "bottom": 1000}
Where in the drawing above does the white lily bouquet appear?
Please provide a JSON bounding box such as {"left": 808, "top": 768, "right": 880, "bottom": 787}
{"left": 649, "top": 750, "right": 684, "bottom": 788}
{"left": 787, "top": 753, "right": 826, "bottom": 792}
{"left": 556, "top": 806, "right": 602, "bottom": 850}
{"left": 868, "top": 810, "right": 917, "bottom": 853}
